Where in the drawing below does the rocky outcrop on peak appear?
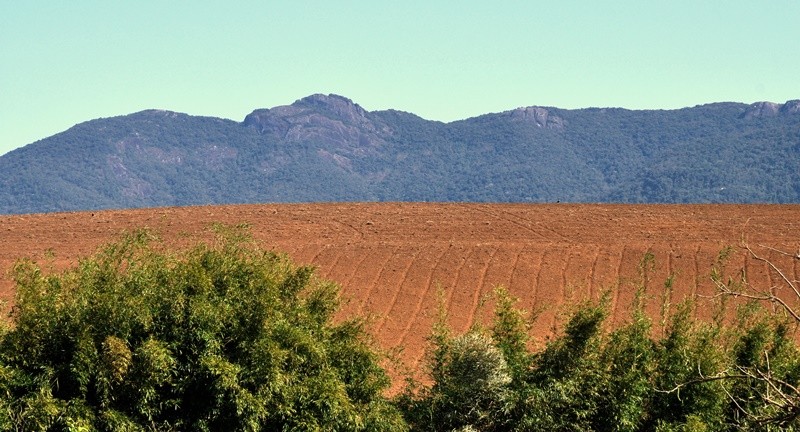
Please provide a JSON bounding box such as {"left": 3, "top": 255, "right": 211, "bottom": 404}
{"left": 780, "top": 100, "right": 800, "bottom": 115}
{"left": 243, "top": 94, "right": 392, "bottom": 154}
{"left": 506, "top": 106, "right": 566, "bottom": 129}
{"left": 741, "top": 102, "right": 781, "bottom": 119}
{"left": 740, "top": 100, "right": 800, "bottom": 119}
{"left": 292, "top": 94, "right": 373, "bottom": 126}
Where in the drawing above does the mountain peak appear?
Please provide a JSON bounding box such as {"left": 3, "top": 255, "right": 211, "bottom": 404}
{"left": 294, "top": 93, "right": 356, "bottom": 106}
{"left": 291, "top": 94, "right": 370, "bottom": 120}
{"left": 242, "top": 94, "right": 390, "bottom": 150}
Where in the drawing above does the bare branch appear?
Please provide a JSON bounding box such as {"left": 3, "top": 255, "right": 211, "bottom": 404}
{"left": 711, "top": 242, "right": 800, "bottom": 322}
{"left": 655, "top": 369, "right": 746, "bottom": 394}
{"left": 757, "top": 244, "right": 800, "bottom": 260}
{"left": 700, "top": 241, "right": 800, "bottom": 427}
{"left": 748, "top": 243, "right": 800, "bottom": 304}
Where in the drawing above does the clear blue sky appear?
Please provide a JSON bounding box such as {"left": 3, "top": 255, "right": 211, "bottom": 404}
{"left": 2, "top": 1, "right": 799, "bottom": 156}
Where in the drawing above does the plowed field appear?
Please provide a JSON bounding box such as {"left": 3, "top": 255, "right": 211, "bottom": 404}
{"left": 2, "top": 203, "right": 799, "bottom": 389}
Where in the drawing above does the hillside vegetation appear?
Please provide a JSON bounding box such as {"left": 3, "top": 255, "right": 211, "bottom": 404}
{"left": 2, "top": 95, "right": 800, "bottom": 214}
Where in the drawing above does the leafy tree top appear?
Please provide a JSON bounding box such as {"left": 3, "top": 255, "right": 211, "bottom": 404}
{"left": 0, "top": 225, "right": 407, "bottom": 431}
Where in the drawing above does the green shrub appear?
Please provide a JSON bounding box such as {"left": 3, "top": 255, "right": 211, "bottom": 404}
{"left": 405, "top": 278, "right": 800, "bottom": 431}
{"left": 425, "top": 331, "right": 511, "bottom": 431}
{"left": 0, "top": 227, "right": 407, "bottom": 431}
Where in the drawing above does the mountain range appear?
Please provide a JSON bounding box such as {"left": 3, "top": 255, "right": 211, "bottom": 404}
{"left": 2, "top": 94, "right": 800, "bottom": 214}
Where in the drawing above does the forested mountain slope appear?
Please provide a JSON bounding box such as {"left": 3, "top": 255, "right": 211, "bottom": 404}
{"left": 2, "top": 95, "right": 799, "bottom": 214}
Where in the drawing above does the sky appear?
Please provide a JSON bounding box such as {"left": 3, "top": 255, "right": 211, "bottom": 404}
{"left": 1, "top": 1, "right": 799, "bottom": 156}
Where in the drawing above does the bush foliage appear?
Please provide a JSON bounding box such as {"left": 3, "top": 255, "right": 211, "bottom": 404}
{"left": 403, "top": 283, "right": 800, "bottom": 431}
{"left": 0, "top": 227, "right": 406, "bottom": 431}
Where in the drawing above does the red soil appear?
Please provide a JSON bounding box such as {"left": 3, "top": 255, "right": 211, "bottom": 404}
{"left": 2, "top": 203, "right": 799, "bottom": 389}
